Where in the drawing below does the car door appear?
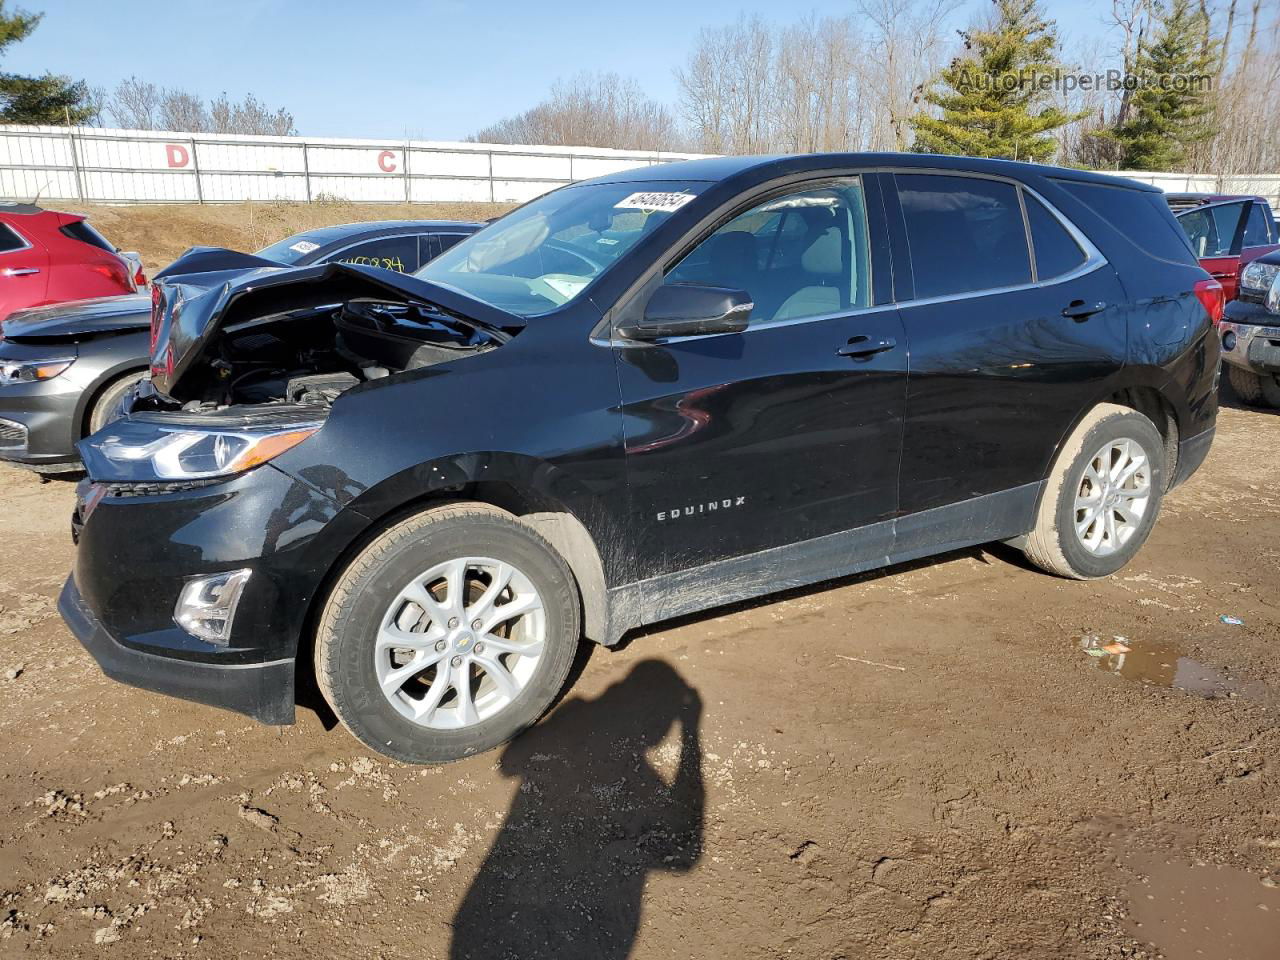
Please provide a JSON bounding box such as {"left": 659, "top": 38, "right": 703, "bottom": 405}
{"left": 0, "top": 220, "right": 49, "bottom": 321}
{"left": 889, "top": 171, "right": 1128, "bottom": 541}
{"left": 612, "top": 175, "right": 907, "bottom": 588}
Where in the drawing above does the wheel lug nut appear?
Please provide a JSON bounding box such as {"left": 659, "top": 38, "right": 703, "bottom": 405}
{"left": 434, "top": 640, "right": 447, "bottom": 652}
{"left": 474, "top": 642, "right": 485, "bottom": 654}
{"left": 471, "top": 619, "right": 482, "bottom": 630}
{"left": 450, "top": 655, "right": 463, "bottom": 667}
{"left": 447, "top": 617, "right": 459, "bottom": 629}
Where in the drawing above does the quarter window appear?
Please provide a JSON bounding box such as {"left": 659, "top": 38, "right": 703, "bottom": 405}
{"left": 664, "top": 178, "right": 872, "bottom": 326}
{"left": 0, "top": 223, "right": 27, "bottom": 253}
{"left": 896, "top": 174, "right": 1032, "bottom": 298}
{"left": 328, "top": 234, "right": 418, "bottom": 273}
{"left": 1024, "top": 193, "right": 1087, "bottom": 279}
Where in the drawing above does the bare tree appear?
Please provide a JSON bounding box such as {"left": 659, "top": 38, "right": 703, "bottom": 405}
{"left": 676, "top": 15, "right": 775, "bottom": 154}
{"left": 470, "top": 72, "right": 680, "bottom": 151}
{"left": 103, "top": 76, "right": 160, "bottom": 130}
{"left": 100, "top": 78, "right": 296, "bottom": 136}
{"left": 858, "top": 0, "right": 963, "bottom": 151}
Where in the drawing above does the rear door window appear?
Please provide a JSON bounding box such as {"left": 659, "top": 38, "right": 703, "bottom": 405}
{"left": 327, "top": 234, "right": 418, "bottom": 273}
{"left": 663, "top": 177, "right": 873, "bottom": 326}
{"left": 0, "top": 223, "right": 28, "bottom": 253}
{"left": 1177, "top": 202, "right": 1248, "bottom": 258}
{"left": 895, "top": 173, "right": 1032, "bottom": 298}
{"left": 1024, "top": 193, "right": 1087, "bottom": 279}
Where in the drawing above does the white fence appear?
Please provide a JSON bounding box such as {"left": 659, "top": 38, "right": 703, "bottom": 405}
{"left": 0, "top": 124, "right": 1276, "bottom": 208}
{"left": 0, "top": 125, "right": 707, "bottom": 205}
{"left": 1104, "top": 171, "right": 1280, "bottom": 208}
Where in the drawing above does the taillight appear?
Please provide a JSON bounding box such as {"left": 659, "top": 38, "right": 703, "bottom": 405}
{"left": 133, "top": 266, "right": 147, "bottom": 289}
{"left": 1193, "top": 277, "right": 1224, "bottom": 327}
{"left": 90, "top": 260, "right": 131, "bottom": 290}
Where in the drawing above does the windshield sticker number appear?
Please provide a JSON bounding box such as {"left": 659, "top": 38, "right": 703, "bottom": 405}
{"left": 614, "top": 192, "right": 696, "bottom": 213}
{"left": 289, "top": 240, "right": 320, "bottom": 255}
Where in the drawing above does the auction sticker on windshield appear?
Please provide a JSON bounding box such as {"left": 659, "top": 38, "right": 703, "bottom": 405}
{"left": 614, "top": 192, "right": 696, "bottom": 213}
{"left": 289, "top": 240, "right": 321, "bottom": 255}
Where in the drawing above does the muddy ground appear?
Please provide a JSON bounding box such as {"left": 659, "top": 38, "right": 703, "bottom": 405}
{"left": 1, "top": 394, "right": 1279, "bottom": 960}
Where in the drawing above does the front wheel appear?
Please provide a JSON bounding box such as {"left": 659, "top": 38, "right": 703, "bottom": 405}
{"left": 315, "top": 503, "right": 582, "bottom": 764}
{"left": 1227, "top": 365, "right": 1265, "bottom": 405}
{"left": 1023, "top": 403, "right": 1166, "bottom": 580}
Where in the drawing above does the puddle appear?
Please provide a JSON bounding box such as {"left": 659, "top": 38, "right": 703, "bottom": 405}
{"left": 1126, "top": 854, "right": 1280, "bottom": 960}
{"left": 1080, "top": 636, "right": 1264, "bottom": 700}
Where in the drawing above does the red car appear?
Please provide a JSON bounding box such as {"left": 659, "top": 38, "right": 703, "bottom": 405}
{"left": 0, "top": 203, "right": 145, "bottom": 325}
{"left": 1171, "top": 194, "right": 1279, "bottom": 302}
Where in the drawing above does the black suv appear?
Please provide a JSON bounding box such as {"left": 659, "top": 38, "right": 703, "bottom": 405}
{"left": 61, "top": 154, "right": 1221, "bottom": 763}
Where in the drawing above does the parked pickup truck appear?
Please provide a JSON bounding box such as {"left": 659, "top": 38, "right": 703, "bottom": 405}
{"left": 1220, "top": 250, "right": 1280, "bottom": 407}
{"left": 1171, "top": 195, "right": 1280, "bottom": 302}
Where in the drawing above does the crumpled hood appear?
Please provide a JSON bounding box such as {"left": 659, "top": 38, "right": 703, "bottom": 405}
{"left": 153, "top": 246, "right": 284, "bottom": 280}
{"left": 149, "top": 261, "right": 524, "bottom": 399}
{"left": 1, "top": 295, "right": 151, "bottom": 341}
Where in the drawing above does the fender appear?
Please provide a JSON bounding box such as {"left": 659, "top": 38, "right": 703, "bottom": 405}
{"left": 284, "top": 450, "right": 623, "bottom": 645}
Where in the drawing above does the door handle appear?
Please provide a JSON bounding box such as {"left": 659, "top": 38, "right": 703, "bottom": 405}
{"left": 1062, "top": 300, "right": 1106, "bottom": 321}
{"left": 2, "top": 267, "right": 40, "bottom": 277}
{"left": 837, "top": 335, "right": 897, "bottom": 359}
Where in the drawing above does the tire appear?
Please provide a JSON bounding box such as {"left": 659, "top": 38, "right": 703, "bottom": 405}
{"left": 1260, "top": 374, "right": 1280, "bottom": 409}
{"left": 1228, "top": 365, "right": 1264, "bottom": 406}
{"left": 1023, "top": 403, "right": 1166, "bottom": 580}
{"left": 87, "top": 370, "right": 145, "bottom": 435}
{"left": 315, "top": 502, "right": 581, "bottom": 764}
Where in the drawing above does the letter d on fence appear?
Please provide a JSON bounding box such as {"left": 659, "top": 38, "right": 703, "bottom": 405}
{"left": 166, "top": 144, "right": 190, "bottom": 168}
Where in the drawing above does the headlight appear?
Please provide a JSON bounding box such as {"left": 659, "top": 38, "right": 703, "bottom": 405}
{"left": 83, "top": 416, "right": 321, "bottom": 481}
{"left": 1240, "top": 260, "right": 1280, "bottom": 295}
{"left": 1269, "top": 275, "right": 1280, "bottom": 315}
{"left": 0, "top": 358, "right": 74, "bottom": 384}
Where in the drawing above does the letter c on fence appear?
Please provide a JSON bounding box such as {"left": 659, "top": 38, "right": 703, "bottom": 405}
{"left": 377, "top": 150, "right": 397, "bottom": 173}
{"left": 166, "top": 144, "right": 190, "bottom": 168}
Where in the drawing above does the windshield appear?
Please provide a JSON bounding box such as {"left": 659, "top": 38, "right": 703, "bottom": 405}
{"left": 254, "top": 233, "right": 325, "bottom": 265}
{"left": 414, "top": 179, "right": 709, "bottom": 316}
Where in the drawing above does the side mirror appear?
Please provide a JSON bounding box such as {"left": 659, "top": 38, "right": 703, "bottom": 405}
{"left": 618, "top": 284, "right": 752, "bottom": 341}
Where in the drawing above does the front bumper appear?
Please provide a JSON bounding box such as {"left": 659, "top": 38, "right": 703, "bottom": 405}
{"left": 60, "top": 576, "right": 296, "bottom": 724}
{"left": 64, "top": 462, "right": 374, "bottom": 725}
{"left": 0, "top": 370, "right": 83, "bottom": 470}
{"left": 1219, "top": 309, "right": 1280, "bottom": 375}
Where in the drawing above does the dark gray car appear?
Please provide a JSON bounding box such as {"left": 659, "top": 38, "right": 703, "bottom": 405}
{"left": 0, "top": 220, "right": 480, "bottom": 471}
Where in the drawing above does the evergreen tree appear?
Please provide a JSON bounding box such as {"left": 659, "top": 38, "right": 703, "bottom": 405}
{"left": 0, "top": 2, "right": 94, "bottom": 124}
{"left": 1107, "top": 0, "right": 1217, "bottom": 170}
{"left": 909, "top": 0, "right": 1083, "bottom": 161}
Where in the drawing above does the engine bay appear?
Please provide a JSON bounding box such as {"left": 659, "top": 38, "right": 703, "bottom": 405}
{"left": 133, "top": 298, "right": 507, "bottom": 417}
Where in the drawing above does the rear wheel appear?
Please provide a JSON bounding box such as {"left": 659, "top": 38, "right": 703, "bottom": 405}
{"left": 1227, "top": 365, "right": 1264, "bottom": 405}
{"left": 87, "top": 370, "right": 145, "bottom": 435}
{"left": 1023, "top": 403, "right": 1165, "bottom": 580}
{"left": 315, "top": 503, "right": 581, "bottom": 764}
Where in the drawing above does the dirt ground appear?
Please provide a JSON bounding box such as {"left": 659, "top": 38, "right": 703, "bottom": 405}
{"left": 61, "top": 200, "right": 515, "bottom": 277}
{"left": 1, "top": 389, "right": 1279, "bottom": 959}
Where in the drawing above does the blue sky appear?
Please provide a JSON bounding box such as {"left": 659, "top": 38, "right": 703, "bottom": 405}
{"left": 6, "top": 0, "right": 1119, "bottom": 141}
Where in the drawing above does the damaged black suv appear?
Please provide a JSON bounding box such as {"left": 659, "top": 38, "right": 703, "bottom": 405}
{"left": 62, "top": 154, "right": 1220, "bottom": 763}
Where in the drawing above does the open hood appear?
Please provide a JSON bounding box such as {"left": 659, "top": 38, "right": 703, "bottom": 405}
{"left": 149, "top": 261, "right": 524, "bottom": 399}
{"left": 1, "top": 295, "right": 151, "bottom": 341}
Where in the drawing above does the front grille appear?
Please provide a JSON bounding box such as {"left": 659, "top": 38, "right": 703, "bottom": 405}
{"left": 0, "top": 418, "right": 27, "bottom": 449}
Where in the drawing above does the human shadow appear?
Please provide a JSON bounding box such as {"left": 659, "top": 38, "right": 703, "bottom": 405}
{"left": 450, "top": 659, "right": 704, "bottom": 960}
